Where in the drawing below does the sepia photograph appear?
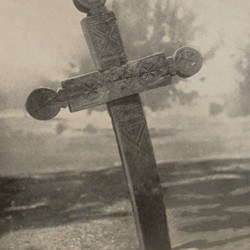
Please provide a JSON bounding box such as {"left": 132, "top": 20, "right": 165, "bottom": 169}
{"left": 0, "top": 0, "right": 250, "bottom": 249}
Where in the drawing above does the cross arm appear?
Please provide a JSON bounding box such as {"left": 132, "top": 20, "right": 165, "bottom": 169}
{"left": 26, "top": 47, "right": 202, "bottom": 120}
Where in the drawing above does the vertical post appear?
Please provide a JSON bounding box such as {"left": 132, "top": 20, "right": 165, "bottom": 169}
{"left": 80, "top": 4, "right": 172, "bottom": 250}
{"left": 108, "top": 95, "right": 172, "bottom": 250}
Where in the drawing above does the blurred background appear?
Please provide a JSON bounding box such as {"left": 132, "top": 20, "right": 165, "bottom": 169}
{"left": 1, "top": 1, "right": 250, "bottom": 249}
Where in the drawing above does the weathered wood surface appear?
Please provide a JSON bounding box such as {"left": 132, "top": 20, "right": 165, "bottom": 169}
{"left": 81, "top": 9, "right": 127, "bottom": 70}
{"left": 61, "top": 47, "right": 202, "bottom": 112}
{"left": 108, "top": 95, "right": 172, "bottom": 250}
{"left": 25, "top": 0, "right": 203, "bottom": 249}
{"left": 62, "top": 53, "right": 171, "bottom": 112}
{"left": 81, "top": 4, "right": 172, "bottom": 250}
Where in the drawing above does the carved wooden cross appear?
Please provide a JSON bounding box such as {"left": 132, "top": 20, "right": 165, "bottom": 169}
{"left": 26, "top": 1, "right": 203, "bottom": 249}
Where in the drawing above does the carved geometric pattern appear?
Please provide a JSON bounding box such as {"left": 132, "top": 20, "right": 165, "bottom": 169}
{"left": 120, "top": 122, "right": 146, "bottom": 148}
{"left": 61, "top": 48, "right": 202, "bottom": 112}
{"left": 61, "top": 53, "right": 173, "bottom": 112}
{"left": 107, "top": 93, "right": 172, "bottom": 248}
{"left": 84, "top": 11, "right": 127, "bottom": 70}
{"left": 139, "top": 62, "right": 160, "bottom": 82}
{"left": 92, "top": 22, "right": 119, "bottom": 53}
{"left": 110, "top": 101, "right": 147, "bottom": 149}
{"left": 81, "top": 82, "right": 100, "bottom": 100}
{"left": 111, "top": 103, "right": 145, "bottom": 127}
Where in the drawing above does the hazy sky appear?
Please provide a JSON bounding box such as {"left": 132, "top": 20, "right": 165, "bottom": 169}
{"left": 182, "top": 0, "right": 250, "bottom": 96}
{"left": 1, "top": 0, "right": 250, "bottom": 114}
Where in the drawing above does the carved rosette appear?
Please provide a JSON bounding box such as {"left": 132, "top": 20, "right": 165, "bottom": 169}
{"left": 139, "top": 62, "right": 160, "bottom": 83}
{"left": 63, "top": 72, "right": 103, "bottom": 104}
{"left": 137, "top": 53, "right": 168, "bottom": 86}
{"left": 80, "top": 81, "right": 101, "bottom": 100}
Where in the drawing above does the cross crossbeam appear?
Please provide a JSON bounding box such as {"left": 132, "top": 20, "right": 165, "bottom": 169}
{"left": 26, "top": 49, "right": 202, "bottom": 120}
{"left": 26, "top": 1, "right": 203, "bottom": 249}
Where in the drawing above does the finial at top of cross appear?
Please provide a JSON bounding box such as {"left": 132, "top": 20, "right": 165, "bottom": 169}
{"left": 73, "top": 0, "right": 106, "bottom": 14}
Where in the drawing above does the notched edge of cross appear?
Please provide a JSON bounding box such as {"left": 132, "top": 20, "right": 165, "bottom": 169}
{"left": 25, "top": 47, "right": 203, "bottom": 120}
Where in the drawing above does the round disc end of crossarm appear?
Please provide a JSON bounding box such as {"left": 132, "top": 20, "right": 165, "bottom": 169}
{"left": 174, "top": 47, "right": 203, "bottom": 78}
{"left": 26, "top": 88, "right": 61, "bottom": 121}
{"left": 73, "top": 0, "right": 106, "bottom": 13}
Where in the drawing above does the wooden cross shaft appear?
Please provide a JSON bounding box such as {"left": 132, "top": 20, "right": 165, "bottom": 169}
{"left": 26, "top": 1, "right": 203, "bottom": 250}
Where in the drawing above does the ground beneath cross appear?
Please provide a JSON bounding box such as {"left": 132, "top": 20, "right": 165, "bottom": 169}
{"left": 0, "top": 159, "right": 250, "bottom": 250}
{"left": 1, "top": 113, "right": 250, "bottom": 249}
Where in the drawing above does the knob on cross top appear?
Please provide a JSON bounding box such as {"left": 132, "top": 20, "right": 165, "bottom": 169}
{"left": 73, "top": 0, "right": 106, "bottom": 14}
